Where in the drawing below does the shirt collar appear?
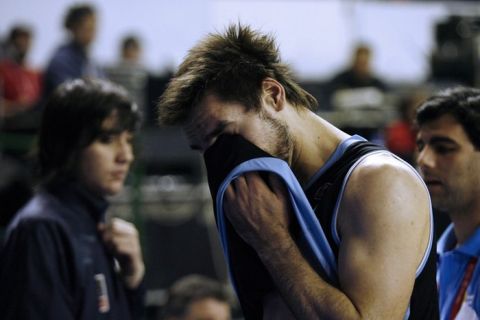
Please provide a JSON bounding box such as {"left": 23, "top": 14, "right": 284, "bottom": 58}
{"left": 66, "top": 40, "right": 88, "bottom": 57}
{"left": 438, "top": 223, "right": 480, "bottom": 257}
{"left": 46, "top": 179, "right": 109, "bottom": 224}
{"left": 304, "top": 134, "right": 366, "bottom": 189}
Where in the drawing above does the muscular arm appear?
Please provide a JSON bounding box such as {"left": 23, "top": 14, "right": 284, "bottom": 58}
{"left": 224, "top": 156, "right": 431, "bottom": 319}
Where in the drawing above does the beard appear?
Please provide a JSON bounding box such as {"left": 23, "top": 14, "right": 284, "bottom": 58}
{"left": 259, "top": 110, "right": 294, "bottom": 163}
{"left": 429, "top": 193, "right": 450, "bottom": 212}
{"left": 430, "top": 183, "right": 472, "bottom": 216}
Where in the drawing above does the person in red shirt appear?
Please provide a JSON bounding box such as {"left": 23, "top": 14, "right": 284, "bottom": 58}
{"left": 385, "top": 90, "right": 428, "bottom": 164}
{"left": 0, "top": 25, "right": 42, "bottom": 118}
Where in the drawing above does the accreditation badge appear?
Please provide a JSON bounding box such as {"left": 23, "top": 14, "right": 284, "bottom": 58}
{"left": 94, "top": 273, "right": 110, "bottom": 313}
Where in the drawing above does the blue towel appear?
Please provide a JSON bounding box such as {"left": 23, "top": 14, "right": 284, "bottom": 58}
{"left": 215, "top": 156, "right": 338, "bottom": 292}
{"left": 203, "top": 134, "right": 338, "bottom": 318}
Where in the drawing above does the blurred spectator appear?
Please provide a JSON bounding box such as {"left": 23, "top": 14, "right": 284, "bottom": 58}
{"left": 329, "top": 43, "right": 387, "bottom": 93}
{"left": 326, "top": 43, "right": 388, "bottom": 111}
{"left": 44, "top": 3, "right": 104, "bottom": 97}
{"left": 161, "top": 274, "right": 232, "bottom": 320}
{"left": 0, "top": 25, "right": 42, "bottom": 118}
{"left": 384, "top": 89, "right": 428, "bottom": 164}
{"left": 106, "top": 35, "right": 148, "bottom": 115}
{"left": 0, "top": 78, "right": 145, "bottom": 319}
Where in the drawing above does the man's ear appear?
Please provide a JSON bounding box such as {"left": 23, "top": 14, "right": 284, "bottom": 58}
{"left": 262, "top": 77, "right": 285, "bottom": 112}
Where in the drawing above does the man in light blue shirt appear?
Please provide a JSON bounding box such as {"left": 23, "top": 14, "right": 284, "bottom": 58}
{"left": 416, "top": 86, "right": 480, "bottom": 319}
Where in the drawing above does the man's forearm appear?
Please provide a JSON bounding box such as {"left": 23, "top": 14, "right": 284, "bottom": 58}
{"left": 257, "top": 236, "right": 363, "bottom": 320}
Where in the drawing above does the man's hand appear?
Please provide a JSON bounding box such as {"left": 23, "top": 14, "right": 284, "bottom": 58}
{"left": 224, "top": 172, "right": 293, "bottom": 254}
{"left": 98, "top": 218, "right": 145, "bottom": 289}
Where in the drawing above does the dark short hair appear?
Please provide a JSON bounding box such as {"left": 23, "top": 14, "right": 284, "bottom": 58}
{"left": 354, "top": 43, "right": 371, "bottom": 57}
{"left": 64, "top": 4, "right": 95, "bottom": 31}
{"left": 122, "top": 35, "right": 140, "bottom": 52}
{"left": 162, "top": 275, "right": 232, "bottom": 319}
{"left": 38, "top": 78, "right": 141, "bottom": 181}
{"left": 416, "top": 86, "right": 480, "bottom": 149}
{"left": 157, "top": 23, "right": 317, "bottom": 125}
{"left": 8, "top": 25, "right": 32, "bottom": 43}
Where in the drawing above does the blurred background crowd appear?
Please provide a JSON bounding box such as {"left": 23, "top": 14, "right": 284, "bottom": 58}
{"left": 1, "top": 0, "right": 479, "bottom": 319}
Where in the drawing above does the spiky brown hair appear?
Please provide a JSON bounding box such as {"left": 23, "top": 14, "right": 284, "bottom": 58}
{"left": 157, "top": 24, "right": 317, "bottom": 125}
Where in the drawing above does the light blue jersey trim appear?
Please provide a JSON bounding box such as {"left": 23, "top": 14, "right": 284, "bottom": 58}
{"left": 305, "top": 135, "right": 366, "bottom": 190}
{"left": 215, "top": 157, "right": 338, "bottom": 294}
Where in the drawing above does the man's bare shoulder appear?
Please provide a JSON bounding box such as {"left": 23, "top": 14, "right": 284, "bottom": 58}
{"left": 348, "top": 153, "right": 426, "bottom": 199}
{"left": 340, "top": 152, "right": 430, "bottom": 226}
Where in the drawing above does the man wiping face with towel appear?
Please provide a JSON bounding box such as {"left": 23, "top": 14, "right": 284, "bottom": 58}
{"left": 157, "top": 24, "right": 438, "bottom": 320}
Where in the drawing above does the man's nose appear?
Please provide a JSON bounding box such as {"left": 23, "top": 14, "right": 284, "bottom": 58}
{"left": 417, "top": 146, "right": 435, "bottom": 171}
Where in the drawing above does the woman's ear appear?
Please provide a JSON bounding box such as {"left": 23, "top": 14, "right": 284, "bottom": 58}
{"left": 261, "top": 77, "right": 285, "bottom": 112}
